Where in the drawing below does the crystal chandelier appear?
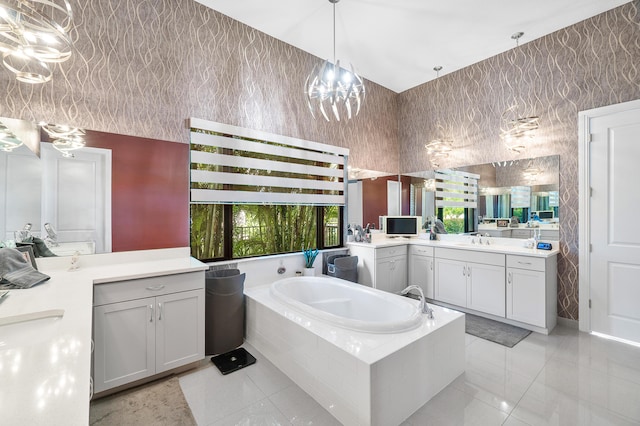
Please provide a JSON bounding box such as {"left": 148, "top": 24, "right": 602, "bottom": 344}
{"left": 305, "top": 0, "right": 365, "bottom": 122}
{"left": 0, "top": 0, "right": 74, "bottom": 84}
{"left": 424, "top": 66, "right": 453, "bottom": 168}
{"left": 500, "top": 32, "right": 539, "bottom": 153}
{"left": 0, "top": 120, "right": 23, "bottom": 151}
{"left": 41, "top": 122, "right": 85, "bottom": 157}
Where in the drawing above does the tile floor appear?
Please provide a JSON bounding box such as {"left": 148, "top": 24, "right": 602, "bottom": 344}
{"left": 179, "top": 326, "right": 640, "bottom": 425}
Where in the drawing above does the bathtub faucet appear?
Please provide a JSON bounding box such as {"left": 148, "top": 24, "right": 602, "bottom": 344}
{"left": 400, "top": 285, "right": 434, "bottom": 319}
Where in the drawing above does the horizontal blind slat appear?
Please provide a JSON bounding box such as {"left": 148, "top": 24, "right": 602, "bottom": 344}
{"left": 191, "top": 189, "right": 344, "bottom": 205}
{"left": 191, "top": 170, "right": 343, "bottom": 192}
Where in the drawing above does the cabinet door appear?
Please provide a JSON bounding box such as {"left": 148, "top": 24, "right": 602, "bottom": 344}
{"left": 467, "top": 262, "right": 506, "bottom": 317}
{"left": 376, "top": 256, "right": 406, "bottom": 293}
{"left": 93, "top": 297, "right": 156, "bottom": 393}
{"left": 156, "top": 289, "right": 205, "bottom": 373}
{"left": 435, "top": 258, "right": 467, "bottom": 306}
{"left": 409, "top": 255, "right": 434, "bottom": 299}
{"left": 507, "top": 268, "right": 546, "bottom": 327}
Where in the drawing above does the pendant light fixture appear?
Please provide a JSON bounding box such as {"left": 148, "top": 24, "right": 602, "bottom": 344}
{"left": 40, "top": 122, "right": 85, "bottom": 157}
{"left": 305, "top": 0, "right": 365, "bottom": 122}
{"left": 0, "top": 120, "right": 23, "bottom": 151}
{"left": 0, "top": 0, "right": 74, "bottom": 84}
{"left": 424, "top": 66, "right": 453, "bottom": 168}
{"left": 500, "top": 32, "right": 539, "bottom": 153}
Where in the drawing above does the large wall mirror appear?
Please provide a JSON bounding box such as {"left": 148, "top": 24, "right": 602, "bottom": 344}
{"left": 0, "top": 116, "right": 189, "bottom": 257}
{"left": 348, "top": 155, "right": 560, "bottom": 239}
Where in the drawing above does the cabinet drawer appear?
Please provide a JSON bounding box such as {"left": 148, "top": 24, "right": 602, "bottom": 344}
{"left": 376, "top": 245, "right": 407, "bottom": 260}
{"left": 436, "top": 247, "right": 504, "bottom": 267}
{"left": 540, "top": 230, "right": 559, "bottom": 240}
{"left": 94, "top": 271, "right": 205, "bottom": 306}
{"left": 507, "top": 255, "right": 545, "bottom": 272}
{"left": 409, "top": 245, "right": 434, "bottom": 257}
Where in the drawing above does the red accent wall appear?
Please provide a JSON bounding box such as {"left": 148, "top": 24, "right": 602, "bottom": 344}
{"left": 85, "top": 130, "right": 189, "bottom": 252}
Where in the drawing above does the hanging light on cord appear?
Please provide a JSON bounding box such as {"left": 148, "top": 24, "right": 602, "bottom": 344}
{"left": 500, "top": 32, "right": 539, "bottom": 153}
{"left": 424, "top": 66, "right": 453, "bottom": 168}
{"left": 0, "top": 0, "right": 74, "bottom": 83}
{"left": 305, "top": 0, "right": 365, "bottom": 121}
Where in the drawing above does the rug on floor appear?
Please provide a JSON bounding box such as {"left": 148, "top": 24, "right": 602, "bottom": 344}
{"left": 89, "top": 376, "right": 196, "bottom": 426}
{"left": 465, "top": 312, "right": 531, "bottom": 347}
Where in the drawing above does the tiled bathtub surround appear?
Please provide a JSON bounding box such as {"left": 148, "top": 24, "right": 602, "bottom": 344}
{"left": 245, "top": 285, "right": 465, "bottom": 425}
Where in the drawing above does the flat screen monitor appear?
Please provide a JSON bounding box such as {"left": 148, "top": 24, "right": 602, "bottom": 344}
{"left": 537, "top": 210, "right": 554, "bottom": 219}
{"left": 384, "top": 216, "right": 420, "bottom": 237}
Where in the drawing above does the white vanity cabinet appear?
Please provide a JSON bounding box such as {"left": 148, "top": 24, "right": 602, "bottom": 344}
{"left": 506, "top": 255, "right": 557, "bottom": 330}
{"left": 435, "top": 248, "right": 506, "bottom": 317}
{"left": 375, "top": 245, "right": 408, "bottom": 293}
{"left": 408, "top": 245, "right": 434, "bottom": 299}
{"left": 348, "top": 243, "right": 407, "bottom": 292}
{"left": 92, "top": 271, "right": 205, "bottom": 393}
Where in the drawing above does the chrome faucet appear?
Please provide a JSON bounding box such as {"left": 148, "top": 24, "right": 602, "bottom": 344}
{"left": 400, "top": 285, "right": 434, "bottom": 319}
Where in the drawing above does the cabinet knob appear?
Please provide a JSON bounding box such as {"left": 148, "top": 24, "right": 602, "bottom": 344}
{"left": 508, "top": 272, "right": 512, "bottom": 284}
{"left": 158, "top": 302, "right": 163, "bottom": 320}
{"left": 149, "top": 304, "right": 154, "bottom": 322}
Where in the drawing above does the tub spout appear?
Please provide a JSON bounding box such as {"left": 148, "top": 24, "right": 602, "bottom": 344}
{"left": 400, "top": 285, "right": 434, "bottom": 319}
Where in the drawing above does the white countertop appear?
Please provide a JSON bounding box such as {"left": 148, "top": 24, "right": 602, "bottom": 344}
{"left": 348, "top": 234, "right": 560, "bottom": 257}
{"left": 0, "top": 247, "right": 207, "bottom": 426}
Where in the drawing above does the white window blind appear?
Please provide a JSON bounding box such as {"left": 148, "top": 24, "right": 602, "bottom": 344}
{"left": 434, "top": 170, "right": 479, "bottom": 208}
{"left": 511, "top": 186, "right": 531, "bottom": 208}
{"left": 189, "top": 118, "right": 348, "bottom": 205}
{"left": 549, "top": 191, "right": 559, "bottom": 207}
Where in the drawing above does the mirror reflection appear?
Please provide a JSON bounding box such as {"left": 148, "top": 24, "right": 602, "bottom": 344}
{"left": 357, "top": 155, "right": 560, "bottom": 239}
{"left": 0, "top": 117, "right": 189, "bottom": 257}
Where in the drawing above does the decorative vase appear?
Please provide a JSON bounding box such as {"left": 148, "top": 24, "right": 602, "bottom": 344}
{"left": 302, "top": 267, "right": 315, "bottom": 276}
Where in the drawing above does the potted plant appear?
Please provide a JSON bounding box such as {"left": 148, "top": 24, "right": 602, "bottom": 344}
{"left": 302, "top": 247, "right": 319, "bottom": 276}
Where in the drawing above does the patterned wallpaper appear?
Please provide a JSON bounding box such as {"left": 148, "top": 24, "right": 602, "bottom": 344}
{"left": 0, "top": 0, "right": 399, "bottom": 175}
{"left": 1, "top": 0, "right": 638, "bottom": 320}
{"left": 399, "top": 1, "right": 640, "bottom": 319}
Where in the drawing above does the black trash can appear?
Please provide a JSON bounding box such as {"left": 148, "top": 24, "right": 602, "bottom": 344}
{"left": 205, "top": 269, "right": 246, "bottom": 356}
{"left": 327, "top": 254, "right": 358, "bottom": 283}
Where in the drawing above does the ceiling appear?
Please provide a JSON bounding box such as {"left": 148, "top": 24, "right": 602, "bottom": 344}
{"left": 196, "top": 0, "right": 630, "bottom": 93}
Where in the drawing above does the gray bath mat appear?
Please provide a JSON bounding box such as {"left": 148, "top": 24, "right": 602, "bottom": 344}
{"left": 465, "top": 313, "right": 531, "bottom": 348}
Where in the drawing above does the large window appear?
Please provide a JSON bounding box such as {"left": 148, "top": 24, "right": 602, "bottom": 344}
{"left": 189, "top": 119, "right": 347, "bottom": 262}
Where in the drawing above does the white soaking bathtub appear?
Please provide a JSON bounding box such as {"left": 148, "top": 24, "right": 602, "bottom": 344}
{"left": 246, "top": 276, "right": 465, "bottom": 426}
{"left": 270, "top": 276, "right": 422, "bottom": 333}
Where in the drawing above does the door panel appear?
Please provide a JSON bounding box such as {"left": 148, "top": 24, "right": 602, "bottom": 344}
{"left": 467, "top": 263, "right": 505, "bottom": 318}
{"left": 589, "top": 107, "right": 640, "bottom": 343}
{"left": 435, "top": 258, "right": 467, "bottom": 307}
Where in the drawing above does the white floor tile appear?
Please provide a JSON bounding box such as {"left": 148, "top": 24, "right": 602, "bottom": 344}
{"left": 180, "top": 363, "right": 267, "bottom": 424}
{"left": 407, "top": 385, "right": 509, "bottom": 425}
{"left": 510, "top": 381, "right": 638, "bottom": 426}
{"left": 269, "top": 385, "right": 335, "bottom": 426}
{"left": 209, "top": 398, "right": 290, "bottom": 426}
{"left": 452, "top": 354, "right": 534, "bottom": 414}
{"left": 170, "top": 326, "right": 640, "bottom": 426}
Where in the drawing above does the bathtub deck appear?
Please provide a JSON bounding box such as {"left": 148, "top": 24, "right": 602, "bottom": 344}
{"left": 245, "top": 285, "right": 465, "bottom": 426}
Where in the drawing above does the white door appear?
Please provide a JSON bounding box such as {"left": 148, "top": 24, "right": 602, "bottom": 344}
{"left": 588, "top": 103, "right": 640, "bottom": 343}
{"left": 387, "top": 180, "right": 401, "bottom": 216}
{"left": 434, "top": 257, "right": 467, "bottom": 307}
{"left": 507, "top": 267, "right": 546, "bottom": 327}
{"left": 347, "top": 181, "right": 363, "bottom": 226}
{"left": 467, "top": 262, "right": 506, "bottom": 318}
{"left": 41, "top": 143, "right": 112, "bottom": 252}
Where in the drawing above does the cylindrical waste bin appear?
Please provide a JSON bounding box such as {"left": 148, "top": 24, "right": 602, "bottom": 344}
{"left": 205, "top": 269, "right": 246, "bottom": 355}
{"left": 327, "top": 254, "right": 358, "bottom": 283}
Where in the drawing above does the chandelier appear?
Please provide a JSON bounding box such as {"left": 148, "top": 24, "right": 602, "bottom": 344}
{"left": 500, "top": 32, "right": 539, "bottom": 153}
{"left": 424, "top": 66, "right": 453, "bottom": 168}
{"left": 41, "top": 122, "right": 85, "bottom": 157}
{"left": 0, "top": 0, "right": 74, "bottom": 84}
{"left": 305, "top": 0, "right": 365, "bottom": 122}
{"left": 0, "top": 120, "right": 23, "bottom": 151}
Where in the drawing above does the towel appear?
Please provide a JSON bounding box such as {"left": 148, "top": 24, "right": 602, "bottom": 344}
{"left": 0, "top": 248, "right": 50, "bottom": 289}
